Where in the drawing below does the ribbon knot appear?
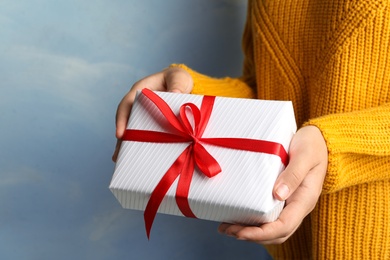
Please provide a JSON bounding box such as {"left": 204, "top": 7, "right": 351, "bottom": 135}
{"left": 177, "top": 102, "right": 222, "bottom": 179}
{"left": 122, "top": 89, "right": 289, "bottom": 238}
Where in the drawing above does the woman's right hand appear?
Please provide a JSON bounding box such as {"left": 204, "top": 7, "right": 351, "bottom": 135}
{"left": 112, "top": 67, "right": 194, "bottom": 162}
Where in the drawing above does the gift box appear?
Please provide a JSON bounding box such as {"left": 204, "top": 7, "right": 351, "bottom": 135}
{"left": 109, "top": 89, "right": 297, "bottom": 238}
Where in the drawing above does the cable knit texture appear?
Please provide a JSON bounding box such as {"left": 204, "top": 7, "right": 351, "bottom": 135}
{"left": 172, "top": 0, "right": 390, "bottom": 259}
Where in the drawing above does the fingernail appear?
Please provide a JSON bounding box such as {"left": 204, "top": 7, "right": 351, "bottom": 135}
{"left": 276, "top": 184, "right": 289, "bottom": 201}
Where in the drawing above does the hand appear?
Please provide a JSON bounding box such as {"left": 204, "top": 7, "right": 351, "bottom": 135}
{"left": 112, "top": 67, "right": 194, "bottom": 162}
{"left": 218, "top": 125, "right": 328, "bottom": 244}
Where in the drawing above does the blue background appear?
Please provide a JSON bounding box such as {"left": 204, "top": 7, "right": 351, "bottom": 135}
{"left": 1, "top": 1, "right": 272, "bottom": 259}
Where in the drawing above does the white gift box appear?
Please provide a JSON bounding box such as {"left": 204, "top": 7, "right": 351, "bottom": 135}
{"left": 109, "top": 90, "right": 296, "bottom": 235}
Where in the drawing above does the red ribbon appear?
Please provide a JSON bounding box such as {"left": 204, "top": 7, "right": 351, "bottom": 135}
{"left": 122, "top": 89, "right": 289, "bottom": 238}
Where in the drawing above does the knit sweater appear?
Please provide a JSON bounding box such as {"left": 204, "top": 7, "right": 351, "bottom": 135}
{"left": 173, "top": 0, "right": 390, "bottom": 259}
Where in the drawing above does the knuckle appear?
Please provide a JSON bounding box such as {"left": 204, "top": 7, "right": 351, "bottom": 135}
{"left": 288, "top": 168, "right": 303, "bottom": 187}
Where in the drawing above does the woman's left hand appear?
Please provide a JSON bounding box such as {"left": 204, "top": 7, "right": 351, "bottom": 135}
{"left": 218, "top": 125, "right": 328, "bottom": 244}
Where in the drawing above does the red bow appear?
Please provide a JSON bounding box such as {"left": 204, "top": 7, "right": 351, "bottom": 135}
{"left": 122, "top": 89, "right": 288, "bottom": 238}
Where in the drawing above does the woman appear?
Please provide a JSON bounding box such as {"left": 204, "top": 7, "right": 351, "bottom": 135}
{"left": 113, "top": 1, "right": 390, "bottom": 259}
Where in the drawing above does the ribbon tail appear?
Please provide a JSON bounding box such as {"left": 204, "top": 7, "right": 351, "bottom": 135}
{"left": 193, "top": 142, "right": 221, "bottom": 178}
{"left": 144, "top": 147, "right": 189, "bottom": 239}
{"left": 176, "top": 146, "right": 197, "bottom": 218}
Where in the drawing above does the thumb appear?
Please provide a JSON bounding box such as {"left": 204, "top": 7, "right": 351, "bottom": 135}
{"left": 272, "top": 126, "right": 327, "bottom": 201}
{"left": 272, "top": 129, "right": 311, "bottom": 201}
{"left": 273, "top": 157, "right": 309, "bottom": 201}
{"left": 164, "top": 67, "right": 193, "bottom": 94}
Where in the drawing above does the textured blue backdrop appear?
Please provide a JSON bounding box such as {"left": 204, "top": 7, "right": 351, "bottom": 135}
{"left": 0, "top": 1, "right": 272, "bottom": 259}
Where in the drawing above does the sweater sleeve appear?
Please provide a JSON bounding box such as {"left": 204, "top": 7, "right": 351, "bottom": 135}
{"left": 170, "top": 64, "right": 255, "bottom": 99}
{"left": 305, "top": 103, "right": 390, "bottom": 194}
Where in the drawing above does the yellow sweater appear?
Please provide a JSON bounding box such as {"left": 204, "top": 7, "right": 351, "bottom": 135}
{"left": 174, "top": 0, "right": 390, "bottom": 259}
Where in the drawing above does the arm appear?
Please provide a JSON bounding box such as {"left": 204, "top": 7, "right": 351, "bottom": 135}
{"left": 306, "top": 103, "right": 390, "bottom": 193}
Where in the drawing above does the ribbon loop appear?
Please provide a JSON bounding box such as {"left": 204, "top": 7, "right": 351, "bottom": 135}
{"left": 179, "top": 102, "right": 201, "bottom": 138}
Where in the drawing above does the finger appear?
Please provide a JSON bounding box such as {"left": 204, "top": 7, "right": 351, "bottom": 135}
{"left": 115, "top": 72, "right": 166, "bottom": 139}
{"left": 112, "top": 139, "right": 122, "bottom": 162}
{"left": 164, "top": 67, "right": 193, "bottom": 94}
{"left": 115, "top": 94, "right": 133, "bottom": 139}
{"left": 218, "top": 222, "right": 234, "bottom": 235}
{"left": 273, "top": 130, "right": 315, "bottom": 201}
{"left": 219, "top": 199, "right": 305, "bottom": 244}
{"left": 273, "top": 126, "right": 327, "bottom": 201}
{"left": 220, "top": 224, "right": 292, "bottom": 245}
{"left": 220, "top": 210, "right": 299, "bottom": 244}
{"left": 273, "top": 156, "right": 311, "bottom": 201}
